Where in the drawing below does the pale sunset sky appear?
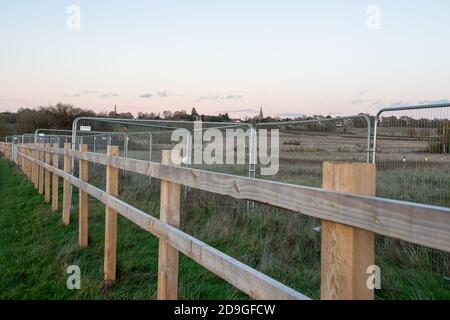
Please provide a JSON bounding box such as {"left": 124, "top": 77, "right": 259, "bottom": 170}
{"left": 0, "top": 1, "right": 449, "bottom": 118}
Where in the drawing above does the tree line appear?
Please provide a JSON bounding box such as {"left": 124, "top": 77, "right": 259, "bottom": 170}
{"left": 1, "top": 102, "right": 376, "bottom": 137}
{"left": 0, "top": 104, "right": 238, "bottom": 136}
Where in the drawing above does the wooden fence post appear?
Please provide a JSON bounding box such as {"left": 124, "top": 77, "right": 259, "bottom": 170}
{"left": 24, "top": 146, "right": 28, "bottom": 176}
{"left": 157, "top": 150, "right": 181, "bottom": 300}
{"left": 44, "top": 143, "right": 51, "bottom": 203}
{"left": 104, "top": 146, "right": 119, "bottom": 281}
{"left": 79, "top": 144, "right": 89, "bottom": 248}
{"left": 25, "top": 146, "right": 29, "bottom": 178}
{"left": 25, "top": 147, "right": 28, "bottom": 176}
{"left": 33, "top": 144, "right": 39, "bottom": 189}
{"left": 38, "top": 143, "right": 44, "bottom": 195}
{"left": 52, "top": 143, "right": 59, "bottom": 212}
{"left": 320, "top": 161, "right": 376, "bottom": 300}
{"left": 18, "top": 146, "right": 22, "bottom": 171}
{"left": 22, "top": 146, "right": 26, "bottom": 174}
{"left": 21, "top": 146, "right": 24, "bottom": 173}
{"left": 20, "top": 146, "right": 24, "bottom": 170}
{"left": 62, "top": 143, "right": 72, "bottom": 225}
{"left": 28, "top": 146, "right": 32, "bottom": 179}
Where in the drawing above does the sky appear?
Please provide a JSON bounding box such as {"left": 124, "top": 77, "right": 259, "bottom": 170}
{"left": 0, "top": 0, "right": 449, "bottom": 118}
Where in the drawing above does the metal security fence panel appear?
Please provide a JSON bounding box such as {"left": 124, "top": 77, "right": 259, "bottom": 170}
{"left": 22, "top": 134, "right": 36, "bottom": 144}
{"left": 11, "top": 135, "right": 25, "bottom": 163}
{"left": 373, "top": 103, "right": 450, "bottom": 207}
{"left": 34, "top": 129, "right": 74, "bottom": 146}
{"left": 34, "top": 129, "right": 78, "bottom": 179}
{"left": 255, "top": 114, "right": 372, "bottom": 188}
{"left": 72, "top": 117, "right": 254, "bottom": 169}
{"left": 71, "top": 117, "right": 256, "bottom": 214}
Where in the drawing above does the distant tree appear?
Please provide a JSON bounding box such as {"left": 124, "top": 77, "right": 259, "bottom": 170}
{"left": 162, "top": 110, "right": 172, "bottom": 119}
{"left": 190, "top": 108, "right": 200, "bottom": 121}
{"left": 14, "top": 103, "right": 95, "bottom": 134}
{"left": 137, "top": 112, "right": 160, "bottom": 120}
{"left": 118, "top": 112, "right": 134, "bottom": 119}
{"left": 201, "top": 112, "right": 230, "bottom": 122}
{"left": 172, "top": 110, "right": 189, "bottom": 121}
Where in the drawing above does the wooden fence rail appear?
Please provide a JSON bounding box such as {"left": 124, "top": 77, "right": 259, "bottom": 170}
{"left": 1, "top": 142, "right": 450, "bottom": 300}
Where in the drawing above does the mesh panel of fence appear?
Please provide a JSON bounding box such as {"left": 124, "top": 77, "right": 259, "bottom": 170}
{"left": 255, "top": 115, "right": 371, "bottom": 187}
{"left": 373, "top": 104, "right": 450, "bottom": 207}
{"left": 71, "top": 117, "right": 255, "bottom": 214}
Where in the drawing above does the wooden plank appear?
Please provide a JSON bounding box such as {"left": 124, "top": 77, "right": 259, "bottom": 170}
{"left": 62, "top": 143, "right": 71, "bottom": 225}
{"left": 21, "top": 146, "right": 24, "bottom": 172}
{"left": 31, "top": 144, "right": 39, "bottom": 189}
{"left": 22, "top": 145, "right": 25, "bottom": 174}
{"left": 320, "top": 161, "right": 375, "bottom": 300}
{"left": 44, "top": 143, "right": 51, "bottom": 203}
{"left": 104, "top": 146, "right": 119, "bottom": 281}
{"left": 24, "top": 146, "right": 450, "bottom": 253}
{"left": 29, "top": 146, "right": 33, "bottom": 178}
{"left": 17, "top": 146, "right": 22, "bottom": 171}
{"left": 24, "top": 146, "right": 28, "bottom": 177}
{"left": 29, "top": 146, "right": 33, "bottom": 179}
{"left": 38, "top": 143, "right": 44, "bottom": 194}
{"left": 25, "top": 146, "right": 28, "bottom": 176}
{"left": 26, "top": 146, "right": 30, "bottom": 178}
{"left": 22, "top": 146, "right": 25, "bottom": 174}
{"left": 28, "top": 146, "right": 33, "bottom": 179}
{"left": 52, "top": 143, "right": 59, "bottom": 212}
{"left": 157, "top": 150, "right": 181, "bottom": 300}
{"left": 19, "top": 145, "right": 23, "bottom": 172}
{"left": 79, "top": 144, "right": 89, "bottom": 248}
{"left": 32, "top": 144, "right": 38, "bottom": 188}
{"left": 17, "top": 150, "right": 309, "bottom": 300}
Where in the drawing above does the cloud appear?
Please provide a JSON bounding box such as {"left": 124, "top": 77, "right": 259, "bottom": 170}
{"left": 372, "top": 99, "right": 449, "bottom": 110}
{"left": 351, "top": 99, "right": 366, "bottom": 105}
{"left": 198, "top": 94, "right": 244, "bottom": 101}
{"left": 372, "top": 100, "right": 382, "bottom": 106}
{"left": 225, "top": 94, "right": 243, "bottom": 100}
{"left": 157, "top": 91, "right": 169, "bottom": 98}
{"left": 349, "top": 90, "right": 369, "bottom": 105}
{"left": 64, "top": 89, "right": 99, "bottom": 98}
{"left": 370, "top": 101, "right": 409, "bottom": 110}
{"left": 418, "top": 99, "right": 450, "bottom": 105}
{"left": 82, "top": 89, "right": 98, "bottom": 95}
{"left": 101, "top": 92, "right": 119, "bottom": 98}
{"left": 387, "top": 101, "right": 410, "bottom": 108}
{"left": 355, "top": 89, "right": 369, "bottom": 96}
{"left": 139, "top": 91, "right": 182, "bottom": 98}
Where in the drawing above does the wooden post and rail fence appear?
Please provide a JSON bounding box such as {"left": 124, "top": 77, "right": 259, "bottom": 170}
{"left": 0, "top": 141, "right": 449, "bottom": 300}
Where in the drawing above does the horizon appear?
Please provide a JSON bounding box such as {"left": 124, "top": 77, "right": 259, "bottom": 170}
{"left": 1, "top": 1, "right": 449, "bottom": 118}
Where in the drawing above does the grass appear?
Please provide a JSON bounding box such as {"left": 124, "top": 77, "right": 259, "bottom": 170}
{"left": 0, "top": 157, "right": 240, "bottom": 299}
{"left": 1, "top": 155, "right": 450, "bottom": 300}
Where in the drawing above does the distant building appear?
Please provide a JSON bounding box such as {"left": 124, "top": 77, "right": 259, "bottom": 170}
{"left": 259, "top": 107, "right": 264, "bottom": 120}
